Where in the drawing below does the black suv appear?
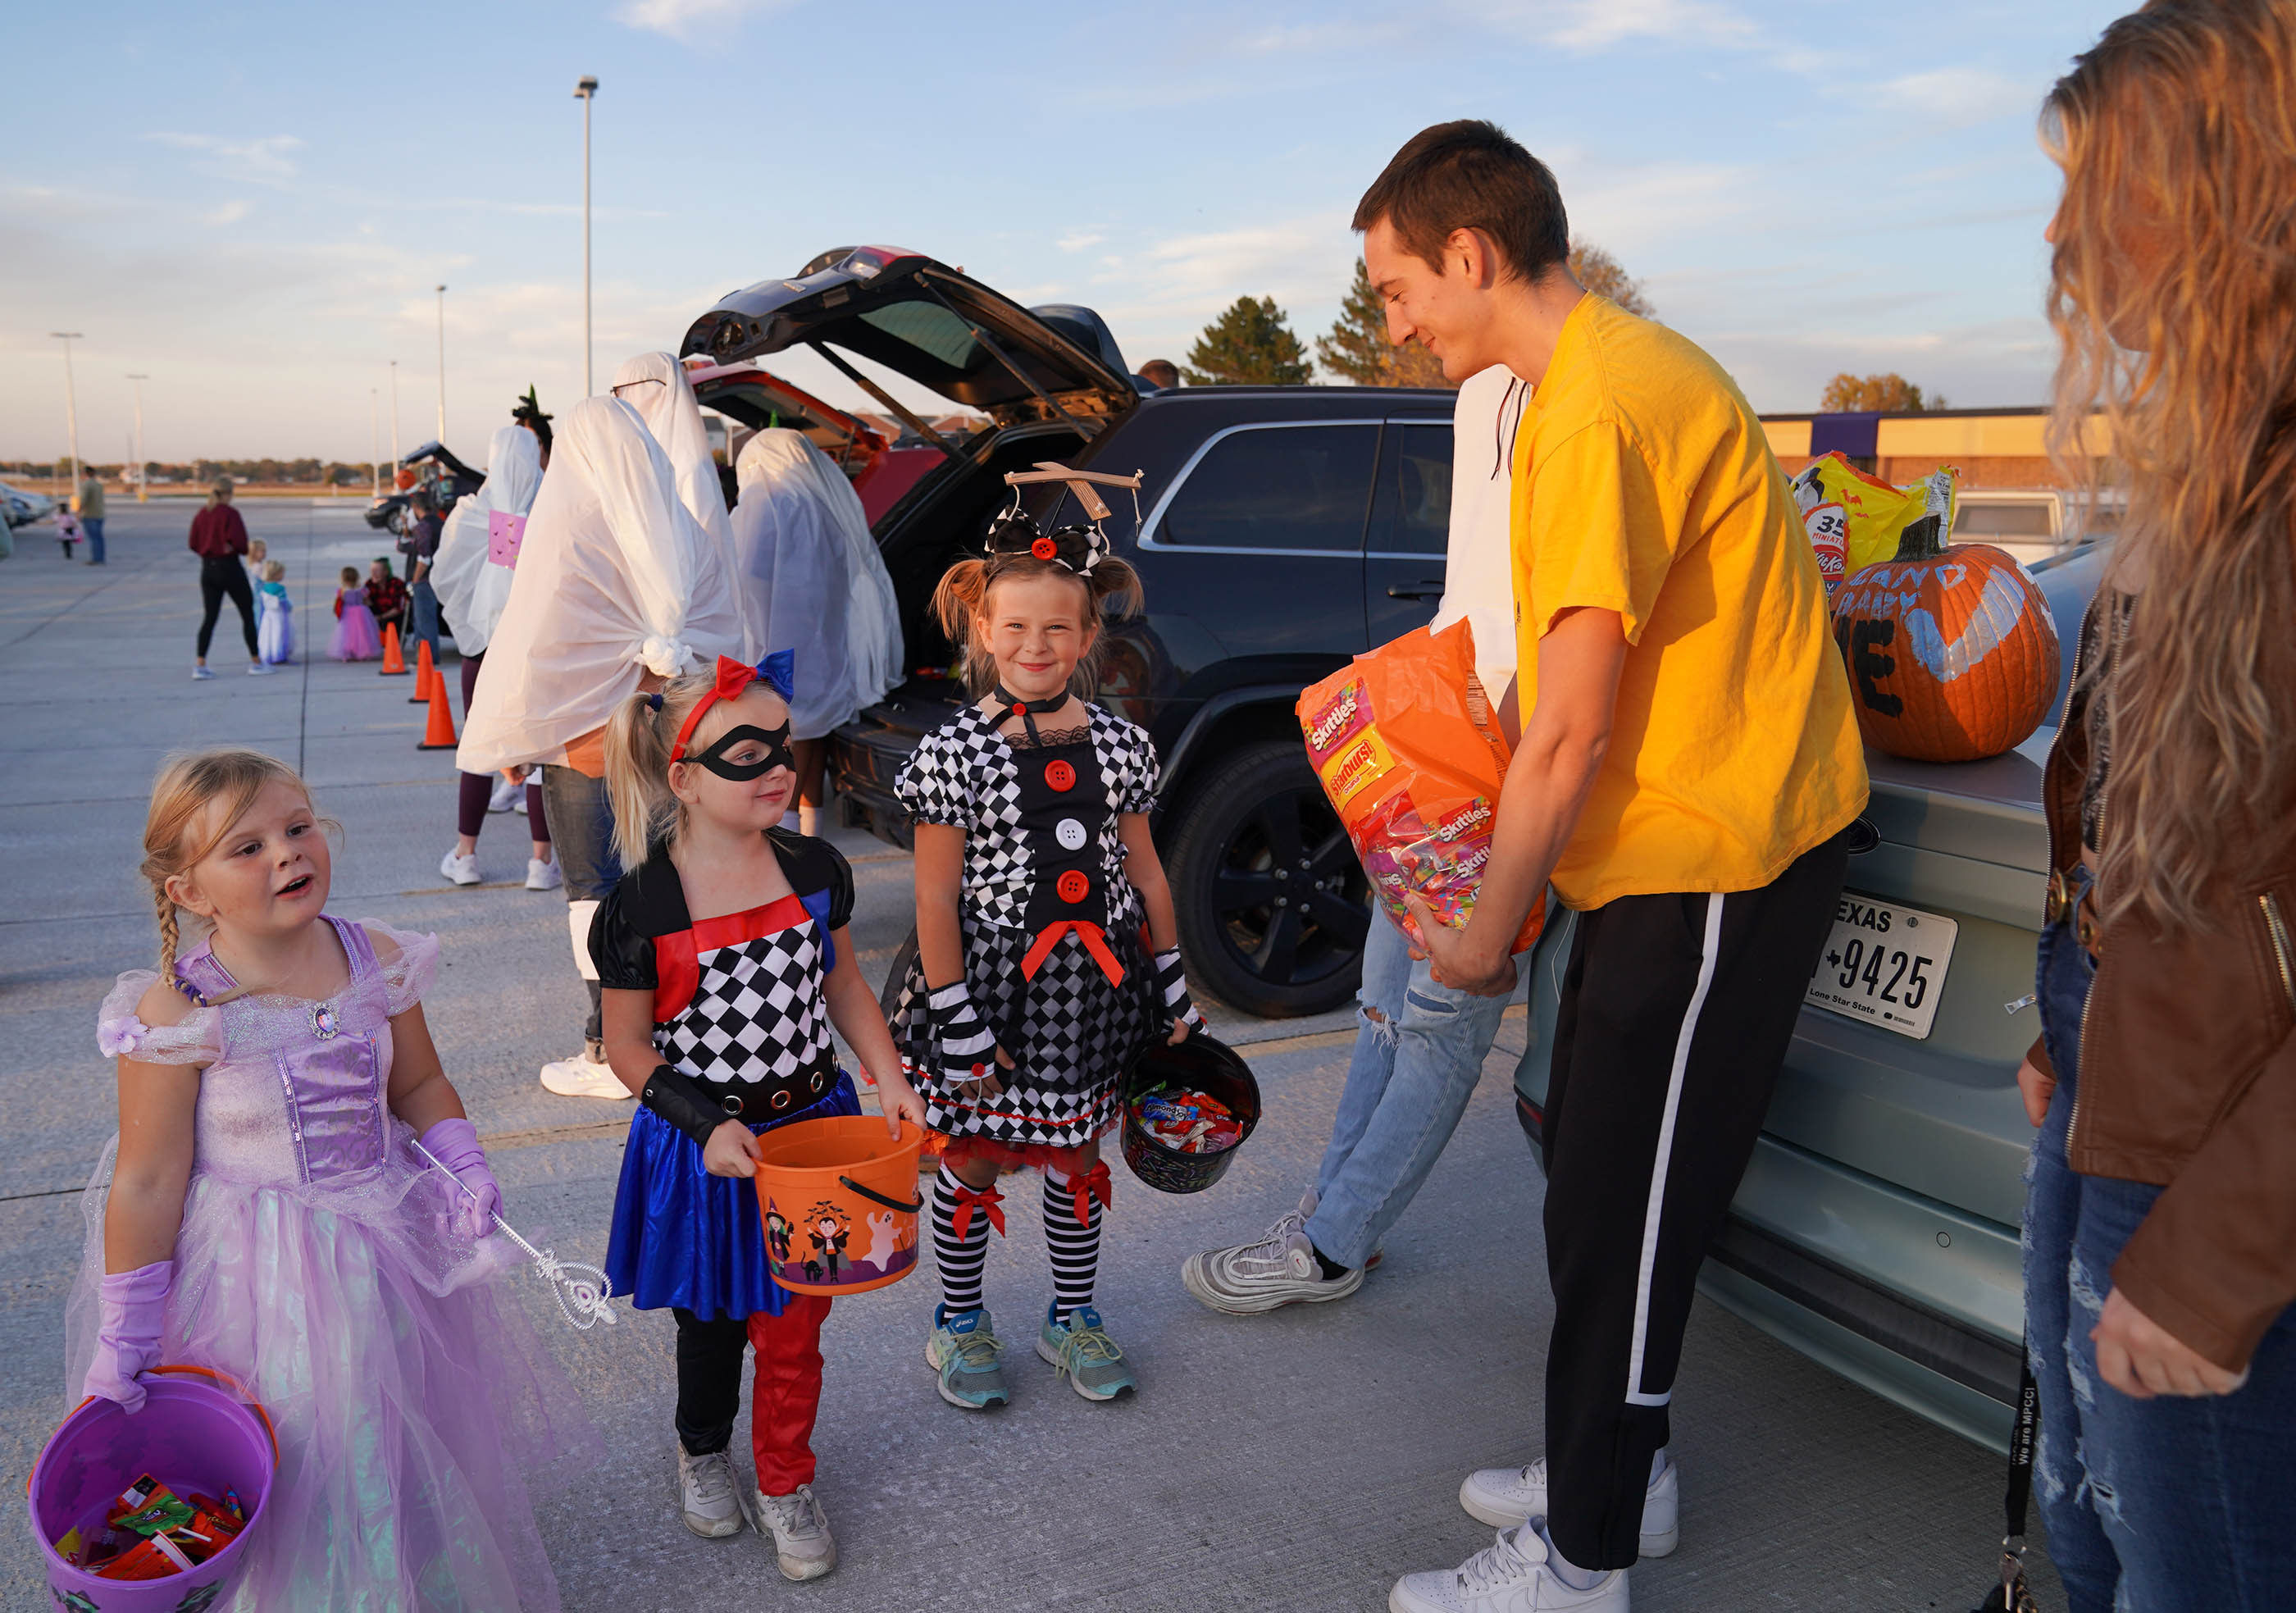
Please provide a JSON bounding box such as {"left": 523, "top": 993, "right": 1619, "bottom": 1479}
{"left": 683, "top": 248, "right": 1456, "bottom": 1016}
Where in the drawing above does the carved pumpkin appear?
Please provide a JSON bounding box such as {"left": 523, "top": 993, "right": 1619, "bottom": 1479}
{"left": 1830, "top": 516, "right": 2060, "bottom": 763}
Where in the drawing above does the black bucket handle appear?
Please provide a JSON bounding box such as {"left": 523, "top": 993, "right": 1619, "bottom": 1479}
{"left": 839, "top": 1175, "right": 923, "bottom": 1214}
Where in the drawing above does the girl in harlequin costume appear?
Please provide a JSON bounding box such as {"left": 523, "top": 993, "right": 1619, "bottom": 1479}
{"left": 887, "top": 511, "right": 1205, "bottom": 1411}
{"left": 589, "top": 652, "right": 926, "bottom": 1583}
{"left": 71, "top": 750, "right": 587, "bottom": 1610}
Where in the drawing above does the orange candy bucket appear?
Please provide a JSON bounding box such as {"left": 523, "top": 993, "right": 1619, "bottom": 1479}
{"left": 752, "top": 1117, "right": 927, "bottom": 1296}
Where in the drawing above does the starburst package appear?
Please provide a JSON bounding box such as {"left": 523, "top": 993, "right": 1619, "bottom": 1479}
{"left": 1296, "top": 619, "right": 1542, "bottom": 955}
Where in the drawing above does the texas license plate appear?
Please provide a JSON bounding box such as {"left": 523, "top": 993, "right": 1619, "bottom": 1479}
{"left": 1804, "top": 895, "right": 1960, "bottom": 1040}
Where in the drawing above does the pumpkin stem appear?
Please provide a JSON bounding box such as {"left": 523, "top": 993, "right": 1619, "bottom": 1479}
{"left": 1893, "top": 512, "right": 1948, "bottom": 563}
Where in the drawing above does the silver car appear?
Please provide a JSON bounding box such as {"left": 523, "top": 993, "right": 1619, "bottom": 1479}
{"left": 1514, "top": 544, "right": 2105, "bottom": 1450}
{"left": 0, "top": 480, "right": 55, "bottom": 527}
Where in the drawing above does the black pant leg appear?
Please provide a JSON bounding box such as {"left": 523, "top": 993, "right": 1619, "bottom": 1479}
{"left": 1542, "top": 832, "right": 1848, "bottom": 1570}
{"left": 196, "top": 560, "right": 229, "bottom": 657}
{"left": 672, "top": 1307, "right": 751, "bottom": 1456}
{"left": 220, "top": 561, "right": 259, "bottom": 658}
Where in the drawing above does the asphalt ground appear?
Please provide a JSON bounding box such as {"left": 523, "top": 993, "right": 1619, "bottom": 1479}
{"left": 0, "top": 500, "right": 2064, "bottom": 1610}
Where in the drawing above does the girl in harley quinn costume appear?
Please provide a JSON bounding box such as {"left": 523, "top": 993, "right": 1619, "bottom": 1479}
{"left": 886, "top": 513, "right": 1205, "bottom": 1412}
{"left": 589, "top": 652, "right": 924, "bottom": 1583}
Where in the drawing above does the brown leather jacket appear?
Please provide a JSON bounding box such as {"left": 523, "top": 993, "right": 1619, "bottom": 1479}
{"left": 2029, "top": 592, "right": 2296, "bottom": 1372}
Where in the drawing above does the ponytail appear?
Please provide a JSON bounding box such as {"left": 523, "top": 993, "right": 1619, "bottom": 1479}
{"left": 601, "top": 668, "right": 736, "bottom": 868}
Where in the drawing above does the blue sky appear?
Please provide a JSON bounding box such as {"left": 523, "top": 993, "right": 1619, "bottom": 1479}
{"left": 2, "top": 0, "right": 2125, "bottom": 463}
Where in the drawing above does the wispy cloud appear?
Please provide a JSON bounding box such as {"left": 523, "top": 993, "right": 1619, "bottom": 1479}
{"left": 202, "top": 200, "right": 253, "bottom": 227}
{"left": 613, "top": 0, "right": 789, "bottom": 41}
{"left": 1872, "top": 67, "right": 2040, "bottom": 130}
{"left": 144, "top": 132, "right": 303, "bottom": 186}
{"left": 1057, "top": 230, "right": 1106, "bottom": 253}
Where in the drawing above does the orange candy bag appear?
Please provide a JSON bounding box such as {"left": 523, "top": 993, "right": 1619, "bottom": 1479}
{"left": 1296, "top": 619, "right": 1543, "bottom": 955}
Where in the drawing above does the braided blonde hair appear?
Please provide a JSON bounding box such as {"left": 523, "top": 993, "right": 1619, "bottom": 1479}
{"left": 139, "top": 750, "right": 324, "bottom": 982}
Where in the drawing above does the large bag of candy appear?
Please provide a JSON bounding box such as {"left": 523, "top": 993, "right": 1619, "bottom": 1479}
{"left": 1789, "top": 452, "right": 1958, "bottom": 596}
{"left": 1296, "top": 618, "right": 1542, "bottom": 955}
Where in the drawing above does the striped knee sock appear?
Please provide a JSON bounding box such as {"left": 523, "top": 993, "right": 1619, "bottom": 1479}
{"left": 931, "top": 1164, "right": 996, "bottom": 1314}
{"left": 1041, "top": 1169, "right": 1103, "bottom": 1323}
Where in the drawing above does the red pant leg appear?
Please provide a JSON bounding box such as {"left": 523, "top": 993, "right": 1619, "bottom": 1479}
{"left": 746, "top": 1293, "right": 830, "bottom": 1494}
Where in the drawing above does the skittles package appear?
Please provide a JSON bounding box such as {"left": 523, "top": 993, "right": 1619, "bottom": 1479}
{"left": 1788, "top": 452, "right": 1958, "bottom": 595}
{"left": 1296, "top": 619, "right": 1542, "bottom": 955}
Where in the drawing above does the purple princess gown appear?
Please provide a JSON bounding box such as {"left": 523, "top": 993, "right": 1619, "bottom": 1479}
{"left": 70, "top": 915, "right": 590, "bottom": 1611}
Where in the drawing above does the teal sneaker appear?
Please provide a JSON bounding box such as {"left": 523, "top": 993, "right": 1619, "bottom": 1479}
{"left": 926, "top": 1305, "right": 1010, "bottom": 1410}
{"left": 1036, "top": 1304, "right": 1137, "bottom": 1401}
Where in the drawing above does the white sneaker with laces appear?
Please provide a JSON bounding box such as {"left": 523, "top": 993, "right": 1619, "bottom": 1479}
{"left": 676, "top": 1447, "right": 744, "bottom": 1540}
{"left": 1389, "top": 1524, "right": 1626, "bottom": 1613}
{"left": 540, "top": 1049, "right": 632, "bottom": 1099}
{"left": 487, "top": 776, "right": 522, "bottom": 813}
{"left": 246, "top": 662, "right": 277, "bottom": 677}
{"left": 191, "top": 665, "right": 216, "bottom": 681}
{"left": 1179, "top": 1187, "right": 1378, "bottom": 1315}
{"left": 1460, "top": 1456, "right": 1679, "bottom": 1556}
{"left": 525, "top": 856, "right": 563, "bottom": 891}
{"left": 754, "top": 1484, "right": 836, "bottom": 1581}
{"left": 440, "top": 849, "right": 481, "bottom": 887}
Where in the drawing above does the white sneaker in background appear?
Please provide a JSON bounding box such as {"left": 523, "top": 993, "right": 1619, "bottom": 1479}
{"left": 246, "top": 662, "right": 277, "bottom": 677}
{"left": 1389, "top": 1524, "right": 1626, "bottom": 1613}
{"left": 191, "top": 665, "right": 216, "bottom": 681}
{"left": 487, "top": 776, "right": 522, "bottom": 813}
{"left": 540, "top": 1050, "right": 631, "bottom": 1100}
{"left": 525, "top": 856, "right": 563, "bottom": 892}
{"left": 439, "top": 849, "right": 481, "bottom": 887}
{"left": 754, "top": 1485, "right": 836, "bottom": 1581}
{"left": 1460, "top": 1456, "right": 1678, "bottom": 1556}
{"left": 512, "top": 792, "right": 530, "bottom": 816}
{"left": 676, "top": 1447, "right": 744, "bottom": 1540}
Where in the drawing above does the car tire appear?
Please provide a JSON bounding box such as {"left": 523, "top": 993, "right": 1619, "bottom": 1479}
{"left": 1165, "top": 739, "right": 1372, "bottom": 1018}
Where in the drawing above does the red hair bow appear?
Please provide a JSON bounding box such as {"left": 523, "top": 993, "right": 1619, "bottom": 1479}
{"left": 668, "top": 653, "right": 795, "bottom": 763}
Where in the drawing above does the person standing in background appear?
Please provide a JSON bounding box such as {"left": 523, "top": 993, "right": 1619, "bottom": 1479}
{"left": 1137, "top": 359, "right": 1180, "bottom": 391}
{"left": 405, "top": 491, "right": 445, "bottom": 668}
{"left": 76, "top": 466, "right": 107, "bottom": 565}
{"left": 188, "top": 479, "right": 270, "bottom": 681}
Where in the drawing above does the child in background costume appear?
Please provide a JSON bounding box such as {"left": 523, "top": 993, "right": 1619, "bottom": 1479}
{"left": 590, "top": 654, "right": 925, "bottom": 1583}
{"left": 330, "top": 564, "right": 383, "bottom": 661}
{"left": 887, "top": 515, "right": 1203, "bottom": 1410}
{"left": 72, "top": 750, "right": 585, "bottom": 1610}
{"left": 255, "top": 558, "right": 294, "bottom": 664}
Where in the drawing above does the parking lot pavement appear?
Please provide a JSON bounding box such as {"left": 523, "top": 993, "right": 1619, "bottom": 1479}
{"left": 2, "top": 500, "right": 2062, "bottom": 1610}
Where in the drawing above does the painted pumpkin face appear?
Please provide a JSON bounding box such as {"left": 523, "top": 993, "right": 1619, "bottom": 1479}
{"left": 1831, "top": 540, "right": 2060, "bottom": 763}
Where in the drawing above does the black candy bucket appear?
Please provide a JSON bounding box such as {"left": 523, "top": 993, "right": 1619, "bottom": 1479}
{"left": 1119, "top": 1032, "right": 1261, "bottom": 1195}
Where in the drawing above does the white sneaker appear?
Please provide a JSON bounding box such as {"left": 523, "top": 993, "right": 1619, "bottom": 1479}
{"left": 247, "top": 663, "right": 277, "bottom": 676}
{"left": 754, "top": 1484, "right": 836, "bottom": 1582}
{"left": 525, "top": 855, "right": 563, "bottom": 891}
{"left": 1390, "top": 1524, "right": 1626, "bottom": 1613}
{"left": 1180, "top": 1225, "right": 1363, "bottom": 1315}
{"left": 513, "top": 791, "right": 530, "bottom": 816}
{"left": 487, "top": 776, "right": 522, "bottom": 813}
{"left": 1460, "top": 1456, "right": 1678, "bottom": 1556}
{"left": 676, "top": 1447, "right": 745, "bottom": 1540}
{"left": 439, "top": 849, "right": 482, "bottom": 886}
{"left": 540, "top": 1050, "right": 632, "bottom": 1100}
{"left": 191, "top": 665, "right": 216, "bottom": 681}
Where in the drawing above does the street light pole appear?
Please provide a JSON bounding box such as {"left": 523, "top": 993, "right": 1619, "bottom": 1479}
{"left": 50, "top": 333, "right": 84, "bottom": 498}
{"left": 435, "top": 285, "right": 448, "bottom": 444}
{"left": 125, "top": 374, "right": 148, "bottom": 502}
{"left": 575, "top": 75, "right": 599, "bottom": 396}
{"left": 390, "top": 360, "right": 401, "bottom": 469}
{"left": 371, "top": 390, "right": 382, "bottom": 498}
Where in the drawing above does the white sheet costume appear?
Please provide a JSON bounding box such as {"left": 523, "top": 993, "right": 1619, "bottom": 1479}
{"left": 456, "top": 395, "right": 743, "bottom": 774}
{"left": 611, "top": 351, "right": 733, "bottom": 556}
{"left": 729, "top": 430, "right": 904, "bottom": 738}
{"left": 431, "top": 423, "right": 544, "bottom": 658}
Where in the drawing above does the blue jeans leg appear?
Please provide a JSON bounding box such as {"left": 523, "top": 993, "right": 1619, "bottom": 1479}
{"left": 410, "top": 577, "right": 442, "bottom": 661}
{"left": 1305, "top": 918, "right": 1513, "bottom": 1269}
{"left": 84, "top": 518, "right": 105, "bottom": 563}
{"left": 540, "top": 764, "right": 620, "bottom": 1048}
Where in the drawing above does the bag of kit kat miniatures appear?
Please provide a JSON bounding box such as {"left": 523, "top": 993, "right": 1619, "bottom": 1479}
{"left": 1297, "top": 618, "right": 1542, "bottom": 955}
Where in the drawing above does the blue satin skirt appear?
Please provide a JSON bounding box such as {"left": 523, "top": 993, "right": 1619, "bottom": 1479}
{"left": 606, "top": 1074, "right": 860, "bottom": 1321}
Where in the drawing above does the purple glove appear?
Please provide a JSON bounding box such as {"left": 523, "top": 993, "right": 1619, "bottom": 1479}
{"left": 83, "top": 1260, "right": 173, "bottom": 1414}
{"left": 419, "top": 1117, "right": 502, "bottom": 1241}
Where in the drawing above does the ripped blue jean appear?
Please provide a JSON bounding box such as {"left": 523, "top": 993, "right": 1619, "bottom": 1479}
{"left": 1306, "top": 918, "right": 1515, "bottom": 1269}
{"left": 2024, "top": 874, "right": 2296, "bottom": 1612}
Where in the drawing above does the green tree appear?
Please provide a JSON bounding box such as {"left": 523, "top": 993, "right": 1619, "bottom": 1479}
{"left": 1315, "top": 261, "right": 1455, "bottom": 389}
{"left": 1820, "top": 372, "right": 1943, "bottom": 412}
{"left": 1569, "top": 242, "right": 1656, "bottom": 320}
{"left": 1184, "top": 295, "right": 1312, "bottom": 386}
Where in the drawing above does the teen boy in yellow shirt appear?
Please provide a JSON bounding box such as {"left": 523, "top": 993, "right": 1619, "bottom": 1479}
{"left": 1360, "top": 121, "right": 1868, "bottom": 1612}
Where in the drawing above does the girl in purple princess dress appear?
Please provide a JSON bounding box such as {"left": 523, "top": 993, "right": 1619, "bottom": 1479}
{"left": 68, "top": 749, "right": 590, "bottom": 1610}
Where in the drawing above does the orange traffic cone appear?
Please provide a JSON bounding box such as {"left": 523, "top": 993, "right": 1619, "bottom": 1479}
{"left": 410, "top": 638, "right": 435, "bottom": 704}
{"left": 380, "top": 622, "right": 408, "bottom": 676}
{"left": 417, "top": 663, "right": 459, "bottom": 750}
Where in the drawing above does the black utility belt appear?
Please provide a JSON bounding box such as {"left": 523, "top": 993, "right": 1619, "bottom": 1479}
{"left": 690, "top": 1063, "right": 837, "bottom": 1119}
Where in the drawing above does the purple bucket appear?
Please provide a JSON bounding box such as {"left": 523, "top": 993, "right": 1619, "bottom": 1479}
{"left": 27, "top": 1365, "right": 277, "bottom": 1613}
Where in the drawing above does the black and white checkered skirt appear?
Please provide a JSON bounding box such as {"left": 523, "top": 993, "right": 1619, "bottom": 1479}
{"left": 890, "top": 912, "right": 1167, "bottom": 1151}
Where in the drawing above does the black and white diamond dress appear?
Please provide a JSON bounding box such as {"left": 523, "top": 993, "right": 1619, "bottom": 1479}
{"left": 889, "top": 700, "right": 1168, "bottom": 1157}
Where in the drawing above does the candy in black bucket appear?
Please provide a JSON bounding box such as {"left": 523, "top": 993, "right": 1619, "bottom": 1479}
{"left": 1120, "top": 1032, "right": 1260, "bottom": 1194}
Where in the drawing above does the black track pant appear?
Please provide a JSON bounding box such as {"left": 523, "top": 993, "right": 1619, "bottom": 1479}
{"left": 1542, "top": 827, "right": 1849, "bottom": 1570}
{"left": 197, "top": 556, "right": 260, "bottom": 660}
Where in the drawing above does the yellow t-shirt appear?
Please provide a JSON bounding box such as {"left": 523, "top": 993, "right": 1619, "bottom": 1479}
{"left": 1512, "top": 295, "right": 1867, "bottom": 909}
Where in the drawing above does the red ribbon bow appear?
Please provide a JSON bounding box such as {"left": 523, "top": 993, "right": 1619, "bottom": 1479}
{"left": 1060, "top": 1160, "right": 1113, "bottom": 1229}
{"left": 669, "top": 655, "right": 764, "bottom": 763}
{"left": 950, "top": 1182, "right": 1006, "bottom": 1242}
{"left": 1021, "top": 921, "right": 1125, "bottom": 987}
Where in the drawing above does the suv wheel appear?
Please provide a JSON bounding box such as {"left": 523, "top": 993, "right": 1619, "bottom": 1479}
{"left": 1166, "top": 740, "right": 1372, "bottom": 1018}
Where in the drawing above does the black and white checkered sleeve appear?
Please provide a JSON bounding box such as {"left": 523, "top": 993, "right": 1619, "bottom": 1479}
{"left": 895, "top": 726, "right": 976, "bottom": 830}
{"left": 1115, "top": 719, "right": 1161, "bottom": 815}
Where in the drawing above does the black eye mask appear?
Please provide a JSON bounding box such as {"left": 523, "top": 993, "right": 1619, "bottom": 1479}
{"left": 690, "top": 722, "right": 795, "bottom": 781}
